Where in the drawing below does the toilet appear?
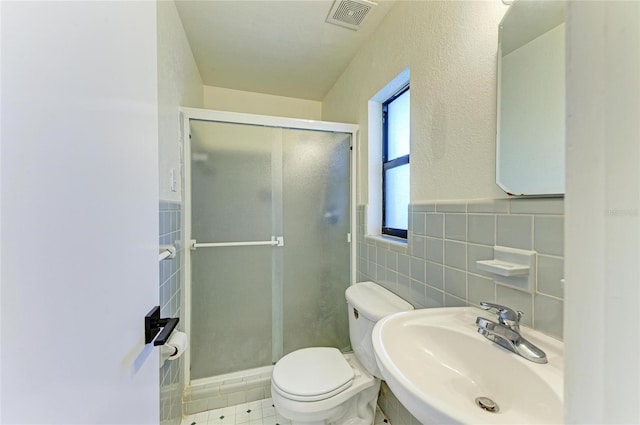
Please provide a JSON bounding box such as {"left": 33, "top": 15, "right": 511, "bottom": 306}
{"left": 271, "top": 281, "right": 414, "bottom": 425}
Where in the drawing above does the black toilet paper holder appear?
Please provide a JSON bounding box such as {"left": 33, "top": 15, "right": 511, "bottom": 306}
{"left": 145, "top": 306, "right": 179, "bottom": 346}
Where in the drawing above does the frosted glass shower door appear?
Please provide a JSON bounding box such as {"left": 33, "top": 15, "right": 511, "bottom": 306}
{"left": 281, "top": 129, "right": 351, "bottom": 355}
{"left": 188, "top": 118, "right": 352, "bottom": 380}
{"left": 189, "top": 120, "right": 280, "bottom": 379}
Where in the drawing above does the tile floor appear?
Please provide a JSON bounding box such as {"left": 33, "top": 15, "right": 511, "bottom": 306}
{"left": 180, "top": 398, "right": 390, "bottom": 425}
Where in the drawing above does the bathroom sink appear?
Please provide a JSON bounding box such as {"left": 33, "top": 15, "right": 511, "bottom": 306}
{"left": 372, "top": 307, "right": 563, "bottom": 424}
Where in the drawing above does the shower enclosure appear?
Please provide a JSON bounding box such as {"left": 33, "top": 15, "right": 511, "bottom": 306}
{"left": 182, "top": 109, "right": 357, "bottom": 384}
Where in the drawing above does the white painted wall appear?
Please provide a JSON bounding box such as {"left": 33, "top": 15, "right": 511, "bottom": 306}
{"left": 565, "top": 2, "right": 640, "bottom": 423}
{"left": 322, "top": 1, "right": 508, "bottom": 203}
{"left": 158, "top": 0, "right": 204, "bottom": 202}
{"left": 1, "top": 2, "right": 160, "bottom": 423}
{"left": 204, "top": 86, "right": 322, "bottom": 121}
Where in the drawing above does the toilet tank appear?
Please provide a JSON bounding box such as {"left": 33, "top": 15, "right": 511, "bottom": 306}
{"left": 345, "top": 281, "right": 413, "bottom": 378}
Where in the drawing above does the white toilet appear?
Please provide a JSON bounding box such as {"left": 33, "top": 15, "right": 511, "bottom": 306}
{"left": 271, "top": 281, "right": 414, "bottom": 425}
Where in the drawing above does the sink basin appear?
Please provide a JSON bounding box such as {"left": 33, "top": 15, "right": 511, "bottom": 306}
{"left": 372, "top": 307, "right": 563, "bottom": 424}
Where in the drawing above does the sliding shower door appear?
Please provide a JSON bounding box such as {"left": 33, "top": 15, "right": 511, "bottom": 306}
{"left": 281, "top": 129, "right": 351, "bottom": 354}
{"left": 188, "top": 119, "right": 351, "bottom": 380}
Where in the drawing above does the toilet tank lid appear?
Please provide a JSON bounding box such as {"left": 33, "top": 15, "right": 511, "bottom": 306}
{"left": 345, "top": 281, "right": 414, "bottom": 321}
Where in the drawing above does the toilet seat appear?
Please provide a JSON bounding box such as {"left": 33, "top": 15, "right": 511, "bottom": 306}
{"left": 272, "top": 347, "right": 354, "bottom": 402}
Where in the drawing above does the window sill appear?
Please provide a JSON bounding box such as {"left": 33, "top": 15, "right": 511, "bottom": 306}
{"left": 365, "top": 234, "right": 408, "bottom": 253}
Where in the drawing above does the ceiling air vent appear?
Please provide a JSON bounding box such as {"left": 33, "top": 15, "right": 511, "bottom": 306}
{"left": 326, "top": 0, "right": 377, "bottom": 31}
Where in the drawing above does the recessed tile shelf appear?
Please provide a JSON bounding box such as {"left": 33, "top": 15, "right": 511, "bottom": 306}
{"left": 475, "top": 246, "right": 536, "bottom": 292}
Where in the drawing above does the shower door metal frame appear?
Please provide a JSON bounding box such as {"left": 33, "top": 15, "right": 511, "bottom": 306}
{"left": 180, "top": 107, "right": 358, "bottom": 385}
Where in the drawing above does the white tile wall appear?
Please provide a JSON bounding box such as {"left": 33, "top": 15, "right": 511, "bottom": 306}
{"left": 180, "top": 399, "right": 390, "bottom": 425}
{"left": 377, "top": 382, "right": 419, "bottom": 425}
{"left": 359, "top": 197, "right": 565, "bottom": 425}
{"left": 160, "top": 201, "right": 185, "bottom": 425}
{"left": 357, "top": 198, "right": 564, "bottom": 339}
{"left": 184, "top": 368, "right": 273, "bottom": 416}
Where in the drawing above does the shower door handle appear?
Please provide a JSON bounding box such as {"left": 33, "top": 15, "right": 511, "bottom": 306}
{"left": 190, "top": 236, "right": 284, "bottom": 250}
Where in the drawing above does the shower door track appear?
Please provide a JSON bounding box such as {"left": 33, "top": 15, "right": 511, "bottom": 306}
{"left": 180, "top": 107, "right": 358, "bottom": 385}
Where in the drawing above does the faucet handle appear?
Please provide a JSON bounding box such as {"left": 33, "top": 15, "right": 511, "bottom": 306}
{"left": 479, "top": 302, "right": 523, "bottom": 329}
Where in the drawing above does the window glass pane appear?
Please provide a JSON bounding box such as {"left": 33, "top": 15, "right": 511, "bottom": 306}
{"left": 387, "top": 90, "right": 410, "bottom": 160}
{"left": 385, "top": 163, "right": 410, "bottom": 230}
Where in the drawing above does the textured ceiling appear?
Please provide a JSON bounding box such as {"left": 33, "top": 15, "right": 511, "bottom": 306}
{"left": 175, "top": 0, "right": 397, "bottom": 101}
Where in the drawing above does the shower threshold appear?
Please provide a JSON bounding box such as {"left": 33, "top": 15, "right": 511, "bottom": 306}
{"left": 180, "top": 398, "right": 390, "bottom": 425}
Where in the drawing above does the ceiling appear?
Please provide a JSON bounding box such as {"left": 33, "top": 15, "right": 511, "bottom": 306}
{"left": 174, "top": 0, "right": 397, "bottom": 101}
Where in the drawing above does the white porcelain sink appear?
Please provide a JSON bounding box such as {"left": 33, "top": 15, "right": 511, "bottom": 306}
{"left": 372, "top": 307, "right": 564, "bottom": 424}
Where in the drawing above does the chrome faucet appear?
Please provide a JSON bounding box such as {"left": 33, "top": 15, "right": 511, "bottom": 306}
{"left": 476, "top": 302, "right": 548, "bottom": 364}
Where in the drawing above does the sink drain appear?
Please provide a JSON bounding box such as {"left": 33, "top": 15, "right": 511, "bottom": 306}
{"left": 475, "top": 397, "right": 499, "bottom": 413}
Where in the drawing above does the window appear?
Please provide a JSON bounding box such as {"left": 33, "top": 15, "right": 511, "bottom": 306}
{"left": 382, "top": 85, "right": 410, "bottom": 238}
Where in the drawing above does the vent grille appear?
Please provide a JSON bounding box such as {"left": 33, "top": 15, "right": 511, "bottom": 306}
{"left": 326, "top": 0, "right": 376, "bottom": 31}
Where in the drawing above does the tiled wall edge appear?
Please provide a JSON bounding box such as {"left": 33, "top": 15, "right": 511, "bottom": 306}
{"left": 378, "top": 381, "right": 420, "bottom": 425}
{"left": 160, "top": 200, "right": 183, "bottom": 210}
{"left": 160, "top": 201, "right": 184, "bottom": 425}
{"left": 410, "top": 197, "right": 564, "bottom": 215}
{"left": 367, "top": 197, "right": 565, "bottom": 424}
{"left": 357, "top": 197, "right": 565, "bottom": 340}
{"left": 183, "top": 371, "right": 272, "bottom": 415}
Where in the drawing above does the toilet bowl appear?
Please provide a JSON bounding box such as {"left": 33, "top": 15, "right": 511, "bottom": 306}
{"left": 271, "top": 282, "right": 413, "bottom": 425}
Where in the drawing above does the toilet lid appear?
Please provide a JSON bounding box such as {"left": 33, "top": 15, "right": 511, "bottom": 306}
{"left": 272, "top": 347, "right": 354, "bottom": 401}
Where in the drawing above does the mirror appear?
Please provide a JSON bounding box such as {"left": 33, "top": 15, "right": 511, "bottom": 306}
{"left": 496, "top": 0, "right": 565, "bottom": 196}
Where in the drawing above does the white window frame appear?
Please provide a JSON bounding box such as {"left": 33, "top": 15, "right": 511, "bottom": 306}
{"left": 367, "top": 68, "right": 410, "bottom": 239}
